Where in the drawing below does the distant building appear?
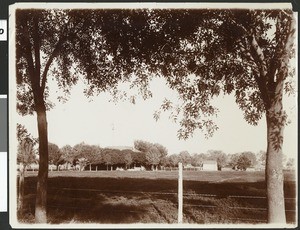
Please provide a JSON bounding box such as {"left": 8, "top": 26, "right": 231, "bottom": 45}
{"left": 184, "top": 164, "right": 202, "bottom": 171}
{"left": 105, "top": 146, "right": 140, "bottom": 152}
{"left": 202, "top": 160, "right": 218, "bottom": 171}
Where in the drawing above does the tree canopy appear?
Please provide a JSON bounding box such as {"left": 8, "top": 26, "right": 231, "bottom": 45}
{"left": 15, "top": 7, "right": 295, "bottom": 223}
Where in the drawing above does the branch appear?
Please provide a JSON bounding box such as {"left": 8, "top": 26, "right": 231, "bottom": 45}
{"left": 40, "top": 17, "right": 82, "bottom": 93}
{"left": 237, "top": 39, "right": 256, "bottom": 64}
{"left": 33, "top": 17, "right": 41, "bottom": 80}
{"left": 226, "top": 11, "right": 249, "bottom": 35}
{"left": 274, "top": 13, "right": 296, "bottom": 86}
{"left": 40, "top": 37, "right": 65, "bottom": 93}
{"left": 253, "top": 73, "right": 271, "bottom": 109}
{"left": 250, "top": 35, "right": 268, "bottom": 77}
{"left": 23, "top": 22, "right": 38, "bottom": 92}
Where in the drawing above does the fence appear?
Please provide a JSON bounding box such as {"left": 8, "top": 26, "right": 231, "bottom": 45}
{"left": 19, "top": 167, "right": 296, "bottom": 224}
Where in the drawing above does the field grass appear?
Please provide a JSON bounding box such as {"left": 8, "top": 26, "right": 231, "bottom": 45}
{"left": 19, "top": 170, "right": 296, "bottom": 224}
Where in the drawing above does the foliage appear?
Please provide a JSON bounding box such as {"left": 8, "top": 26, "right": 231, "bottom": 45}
{"left": 207, "top": 150, "right": 228, "bottom": 170}
{"left": 236, "top": 155, "right": 252, "bottom": 171}
{"left": 60, "top": 145, "right": 74, "bottom": 165}
{"left": 134, "top": 140, "right": 168, "bottom": 167}
{"left": 15, "top": 8, "right": 296, "bottom": 223}
{"left": 16, "top": 124, "right": 37, "bottom": 166}
{"left": 256, "top": 150, "right": 266, "bottom": 169}
{"left": 149, "top": 9, "right": 295, "bottom": 141}
{"left": 178, "top": 151, "right": 191, "bottom": 166}
{"left": 285, "top": 158, "right": 295, "bottom": 170}
{"left": 191, "top": 153, "right": 206, "bottom": 167}
{"left": 76, "top": 157, "right": 88, "bottom": 171}
{"left": 48, "top": 142, "right": 64, "bottom": 168}
{"left": 134, "top": 140, "right": 153, "bottom": 153}
{"left": 145, "top": 146, "right": 161, "bottom": 168}
{"left": 123, "top": 153, "right": 133, "bottom": 168}
{"left": 229, "top": 152, "right": 257, "bottom": 171}
{"left": 169, "top": 154, "right": 179, "bottom": 167}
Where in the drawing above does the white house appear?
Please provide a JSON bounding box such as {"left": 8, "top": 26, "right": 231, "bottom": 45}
{"left": 202, "top": 160, "right": 218, "bottom": 171}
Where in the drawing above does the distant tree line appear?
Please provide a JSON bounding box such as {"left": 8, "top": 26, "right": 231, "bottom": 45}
{"left": 18, "top": 135, "right": 295, "bottom": 172}
{"left": 16, "top": 125, "right": 294, "bottom": 172}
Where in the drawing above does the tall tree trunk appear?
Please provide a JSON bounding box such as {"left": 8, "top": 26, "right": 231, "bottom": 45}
{"left": 35, "top": 107, "right": 48, "bottom": 223}
{"left": 259, "top": 14, "right": 295, "bottom": 223}
{"left": 17, "top": 163, "right": 25, "bottom": 212}
{"left": 265, "top": 85, "right": 286, "bottom": 223}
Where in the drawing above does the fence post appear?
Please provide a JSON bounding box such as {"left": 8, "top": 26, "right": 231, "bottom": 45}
{"left": 178, "top": 162, "right": 183, "bottom": 224}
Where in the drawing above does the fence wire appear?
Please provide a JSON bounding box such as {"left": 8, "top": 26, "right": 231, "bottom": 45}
{"left": 25, "top": 185, "right": 296, "bottom": 213}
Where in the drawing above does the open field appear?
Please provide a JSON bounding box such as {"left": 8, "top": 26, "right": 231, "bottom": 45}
{"left": 19, "top": 170, "right": 296, "bottom": 224}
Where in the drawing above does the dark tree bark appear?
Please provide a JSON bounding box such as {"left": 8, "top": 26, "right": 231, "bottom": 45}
{"left": 17, "top": 163, "right": 25, "bottom": 213}
{"left": 34, "top": 103, "right": 49, "bottom": 223}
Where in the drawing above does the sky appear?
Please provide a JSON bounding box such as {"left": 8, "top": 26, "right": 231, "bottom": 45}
{"left": 16, "top": 76, "right": 297, "bottom": 158}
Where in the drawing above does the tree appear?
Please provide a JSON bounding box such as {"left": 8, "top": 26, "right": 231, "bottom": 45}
{"left": 241, "top": 151, "right": 257, "bottom": 167}
{"left": 134, "top": 140, "right": 153, "bottom": 153}
{"left": 76, "top": 157, "right": 88, "bottom": 171}
{"left": 191, "top": 153, "right": 206, "bottom": 167}
{"left": 229, "top": 153, "right": 242, "bottom": 170}
{"left": 15, "top": 7, "right": 295, "bottom": 223}
{"left": 178, "top": 151, "right": 191, "bottom": 166}
{"left": 124, "top": 153, "right": 133, "bottom": 169}
{"left": 148, "top": 9, "right": 295, "bottom": 223}
{"left": 145, "top": 146, "right": 161, "bottom": 170}
{"left": 16, "top": 124, "right": 37, "bottom": 213}
{"left": 169, "top": 154, "right": 179, "bottom": 169}
{"left": 229, "top": 152, "right": 256, "bottom": 171}
{"left": 102, "top": 151, "right": 112, "bottom": 171}
{"left": 134, "top": 140, "right": 168, "bottom": 169}
{"left": 71, "top": 142, "right": 101, "bottom": 171}
{"left": 131, "top": 151, "right": 146, "bottom": 167}
{"left": 17, "top": 124, "right": 37, "bottom": 168}
{"left": 160, "top": 156, "right": 171, "bottom": 170}
{"left": 256, "top": 150, "right": 266, "bottom": 170}
{"left": 207, "top": 150, "right": 228, "bottom": 170}
{"left": 153, "top": 143, "right": 168, "bottom": 168}
{"left": 237, "top": 155, "right": 252, "bottom": 171}
{"left": 48, "top": 142, "right": 64, "bottom": 170}
{"left": 285, "top": 157, "right": 295, "bottom": 170}
{"left": 87, "top": 145, "right": 102, "bottom": 171}
{"left": 15, "top": 9, "right": 139, "bottom": 222}
{"left": 60, "top": 145, "right": 74, "bottom": 169}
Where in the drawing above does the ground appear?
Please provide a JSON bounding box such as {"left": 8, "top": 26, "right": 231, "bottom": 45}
{"left": 18, "top": 170, "right": 296, "bottom": 224}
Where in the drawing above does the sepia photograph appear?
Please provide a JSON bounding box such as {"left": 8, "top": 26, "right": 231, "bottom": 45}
{"left": 9, "top": 2, "right": 297, "bottom": 228}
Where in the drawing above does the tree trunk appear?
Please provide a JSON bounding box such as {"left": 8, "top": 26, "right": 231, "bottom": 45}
{"left": 18, "top": 163, "right": 25, "bottom": 212}
{"left": 96, "top": 166, "right": 98, "bottom": 171}
{"left": 264, "top": 14, "right": 295, "bottom": 224}
{"left": 35, "top": 107, "right": 48, "bottom": 223}
{"left": 89, "top": 163, "right": 91, "bottom": 171}
{"left": 265, "top": 101, "right": 286, "bottom": 223}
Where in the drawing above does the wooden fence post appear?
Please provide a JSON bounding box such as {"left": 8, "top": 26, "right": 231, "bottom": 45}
{"left": 178, "top": 162, "right": 183, "bottom": 223}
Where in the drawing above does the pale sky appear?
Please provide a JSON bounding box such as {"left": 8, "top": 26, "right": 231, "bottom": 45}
{"left": 16, "top": 76, "right": 297, "bottom": 158}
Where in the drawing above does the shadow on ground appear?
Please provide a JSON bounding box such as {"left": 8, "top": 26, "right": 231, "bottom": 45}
{"left": 18, "top": 175, "right": 296, "bottom": 224}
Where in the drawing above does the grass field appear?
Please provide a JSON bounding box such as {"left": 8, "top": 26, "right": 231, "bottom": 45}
{"left": 19, "top": 170, "right": 296, "bottom": 224}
